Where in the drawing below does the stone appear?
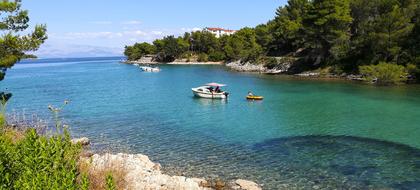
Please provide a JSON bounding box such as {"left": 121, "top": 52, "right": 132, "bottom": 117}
{"left": 79, "top": 150, "right": 94, "bottom": 158}
{"left": 88, "top": 153, "right": 211, "bottom": 190}
{"left": 191, "top": 178, "right": 210, "bottom": 187}
{"left": 235, "top": 179, "right": 262, "bottom": 190}
{"left": 71, "top": 137, "right": 90, "bottom": 146}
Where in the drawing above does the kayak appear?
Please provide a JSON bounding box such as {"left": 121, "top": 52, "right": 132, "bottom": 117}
{"left": 246, "top": 95, "right": 264, "bottom": 100}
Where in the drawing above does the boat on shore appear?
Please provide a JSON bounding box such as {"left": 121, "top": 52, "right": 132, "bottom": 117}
{"left": 192, "top": 83, "right": 229, "bottom": 99}
{"left": 140, "top": 66, "right": 160, "bottom": 72}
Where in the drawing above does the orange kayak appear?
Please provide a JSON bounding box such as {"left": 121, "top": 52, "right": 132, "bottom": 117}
{"left": 246, "top": 95, "right": 264, "bottom": 100}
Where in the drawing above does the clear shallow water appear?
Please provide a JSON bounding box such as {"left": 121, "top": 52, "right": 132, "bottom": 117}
{"left": 2, "top": 58, "right": 420, "bottom": 189}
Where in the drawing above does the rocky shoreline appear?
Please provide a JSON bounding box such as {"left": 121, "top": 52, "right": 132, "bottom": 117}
{"left": 75, "top": 138, "right": 261, "bottom": 190}
{"left": 123, "top": 58, "right": 367, "bottom": 82}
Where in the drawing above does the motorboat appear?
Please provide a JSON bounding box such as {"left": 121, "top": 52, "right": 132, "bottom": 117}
{"left": 140, "top": 66, "right": 160, "bottom": 72}
{"left": 192, "top": 82, "right": 229, "bottom": 99}
{"left": 246, "top": 95, "right": 264, "bottom": 100}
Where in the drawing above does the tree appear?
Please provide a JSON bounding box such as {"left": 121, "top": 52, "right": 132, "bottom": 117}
{"left": 254, "top": 22, "right": 274, "bottom": 55}
{"left": 348, "top": 0, "right": 416, "bottom": 69}
{"left": 0, "top": 0, "right": 47, "bottom": 81}
{"left": 405, "top": 0, "right": 420, "bottom": 66}
{"left": 153, "top": 36, "right": 188, "bottom": 62}
{"left": 302, "top": 0, "right": 352, "bottom": 65}
{"left": 370, "top": 4, "right": 414, "bottom": 63}
{"left": 223, "top": 28, "right": 263, "bottom": 62}
{"left": 124, "top": 42, "right": 156, "bottom": 60}
{"left": 271, "top": 0, "right": 310, "bottom": 55}
{"left": 189, "top": 31, "right": 219, "bottom": 54}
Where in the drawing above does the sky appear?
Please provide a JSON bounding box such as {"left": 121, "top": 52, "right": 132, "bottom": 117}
{"left": 22, "top": 0, "right": 287, "bottom": 58}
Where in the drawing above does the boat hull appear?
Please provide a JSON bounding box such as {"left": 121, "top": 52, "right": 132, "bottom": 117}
{"left": 192, "top": 89, "right": 228, "bottom": 99}
{"left": 246, "top": 96, "right": 264, "bottom": 100}
{"left": 140, "top": 66, "right": 160, "bottom": 72}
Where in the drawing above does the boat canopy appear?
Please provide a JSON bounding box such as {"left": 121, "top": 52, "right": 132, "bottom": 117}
{"left": 205, "top": 82, "right": 226, "bottom": 87}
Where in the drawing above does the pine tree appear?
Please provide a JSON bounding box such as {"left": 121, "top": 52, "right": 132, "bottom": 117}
{"left": 303, "top": 0, "right": 353, "bottom": 64}
{"left": 371, "top": 4, "right": 414, "bottom": 63}
{"left": 0, "top": 0, "right": 47, "bottom": 81}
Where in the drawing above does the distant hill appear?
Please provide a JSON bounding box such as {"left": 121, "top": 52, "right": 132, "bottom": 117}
{"left": 34, "top": 43, "right": 123, "bottom": 58}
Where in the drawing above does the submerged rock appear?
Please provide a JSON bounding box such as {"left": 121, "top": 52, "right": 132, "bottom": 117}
{"left": 71, "top": 137, "right": 90, "bottom": 146}
{"left": 233, "top": 179, "right": 262, "bottom": 190}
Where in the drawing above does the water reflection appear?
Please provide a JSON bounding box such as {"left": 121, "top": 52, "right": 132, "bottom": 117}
{"left": 192, "top": 96, "right": 228, "bottom": 106}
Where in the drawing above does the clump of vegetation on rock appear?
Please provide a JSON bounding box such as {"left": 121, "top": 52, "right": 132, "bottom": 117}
{"left": 359, "top": 62, "right": 407, "bottom": 85}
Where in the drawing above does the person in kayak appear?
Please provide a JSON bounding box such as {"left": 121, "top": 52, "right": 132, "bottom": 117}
{"left": 248, "top": 91, "right": 254, "bottom": 96}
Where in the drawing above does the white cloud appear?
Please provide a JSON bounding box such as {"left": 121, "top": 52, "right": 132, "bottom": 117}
{"left": 121, "top": 20, "right": 142, "bottom": 25}
{"left": 151, "top": 31, "right": 163, "bottom": 35}
{"left": 181, "top": 27, "right": 202, "bottom": 32}
{"left": 39, "top": 27, "right": 198, "bottom": 57}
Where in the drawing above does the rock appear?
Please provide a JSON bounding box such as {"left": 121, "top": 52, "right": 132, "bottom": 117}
{"left": 87, "top": 153, "right": 211, "bottom": 190}
{"left": 235, "top": 179, "right": 262, "bottom": 190}
{"left": 152, "top": 163, "right": 161, "bottom": 171}
{"left": 215, "top": 179, "right": 225, "bottom": 189}
{"left": 71, "top": 137, "right": 90, "bottom": 146}
{"left": 80, "top": 150, "right": 94, "bottom": 158}
{"left": 295, "top": 72, "right": 320, "bottom": 77}
{"left": 226, "top": 61, "right": 266, "bottom": 73}
{"left": 191, "top": 178, "right": 211, "bottom": 188}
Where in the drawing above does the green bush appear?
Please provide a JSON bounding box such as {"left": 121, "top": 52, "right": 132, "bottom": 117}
{"left": 0, "top": 113, "right": 5, "bottom": 128}
{"left": 359, "top": 62, "right": 407, "bottom": 85}
{"left": 197, "top": 53, "right": 209, "bottom": 62}
{"left": 106, "top": 173, "right": 116, "bottom": 190}
{"left": 260, "top": 57, "right": 278, "bottom": 68}
{"left": 0, "top": 128, "right": 83, "bottom": 190}
{"left": 208, "top": 51, "right": 226, "bottom": 62}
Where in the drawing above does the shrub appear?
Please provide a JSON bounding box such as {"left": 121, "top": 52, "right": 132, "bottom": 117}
{"left": 208, "top": 51, "right": 226, "bottom": 62}
{"left": 0, "top": 128, "right": 82, "bottom": 190}
{"left": 0, "top": 113, "right": 5, "bottom": 128}
{"left": 106, "top": 173, "right": 116, "bottom": 190}
{"left": 359, "top": 62, "right": 407, "bottom": 85}
{"left": 260, "top": 57, "right": 278, "bottom": 68}
{"left": 406, "top": 63, "right": 419, "bottom": 77}
{"left": 197, "top": 53, "right": 209, "bottom": 62}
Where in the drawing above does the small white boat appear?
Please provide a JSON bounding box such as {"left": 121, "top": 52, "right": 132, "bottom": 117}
{"left": 192, "top": 83, "right": 229, "bottom": 99}
{"left": 140, "top": 66, "right": 160, "bottom": 72}
{"left": 133, "top": 63, "right": 140, "bottom": 66}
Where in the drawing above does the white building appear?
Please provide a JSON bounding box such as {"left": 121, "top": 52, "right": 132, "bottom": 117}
{"left": 203, "top": 27, "right": 237, "bottom": 38}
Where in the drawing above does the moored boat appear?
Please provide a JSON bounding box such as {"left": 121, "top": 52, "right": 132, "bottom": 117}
{"left": 192, "top": 83, "right": 229, "bottom": 99}
{"left": 140, "top": 66, "right": 160, "bottom": 72}
{"left": 246, "top": 95, "right": 264, "bottom": 100}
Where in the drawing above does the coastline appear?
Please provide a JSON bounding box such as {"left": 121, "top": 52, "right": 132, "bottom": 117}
{"left": 167, "top": 61, "right": 223, "bottom": 65}
{"left": 123, "top": 58, "right": 418, "bottom": 84}
{"left": 124, "top": 60, "right": 223, "bottom": 65}
{"left": 123, "top": 59, "right": 367, "bottom": 83}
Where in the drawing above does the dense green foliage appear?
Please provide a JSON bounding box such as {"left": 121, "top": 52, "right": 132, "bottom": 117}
{"left": 124, "top": 42, "right": 156, "bottom": 61}
{"left": 105, "top": 173, "right": 116, "bottom": 190}
{"left": 0, "top": 128, "right": 82, "bottom": 189}
{"left": 359, "top": 62, "right": 407, "bottom": 84}
{"left": 0, "top": 0, "right": 47, "bottom": 81}
{"left": 125, "top": 0, "right": 420, "bottom": 84}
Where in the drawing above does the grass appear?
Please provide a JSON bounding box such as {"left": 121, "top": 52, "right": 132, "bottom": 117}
{"left": 78, "top": 154, "right": 128, "bottom": 190}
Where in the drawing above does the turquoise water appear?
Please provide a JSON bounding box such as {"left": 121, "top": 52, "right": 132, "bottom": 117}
{"left": 2, "top": 57, "right": 420, "bottom": 189}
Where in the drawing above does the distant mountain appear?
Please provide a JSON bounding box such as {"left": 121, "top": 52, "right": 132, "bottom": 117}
{"left": 33, "top": 44, "right": 123, "bottom": 58}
